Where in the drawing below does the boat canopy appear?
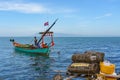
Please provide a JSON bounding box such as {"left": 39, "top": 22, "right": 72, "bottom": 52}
{"left": 39, "top": 31, "right": 53, "bottom": 36}
{"left": 39, "top": 31, "right": 54, "bottom": 48}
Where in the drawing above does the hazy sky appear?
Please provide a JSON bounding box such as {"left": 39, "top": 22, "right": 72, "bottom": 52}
{"left": 0, "top": 0, "right": 120, "bottom": 37}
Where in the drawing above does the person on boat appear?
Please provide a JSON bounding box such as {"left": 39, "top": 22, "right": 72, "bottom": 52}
{"left": 34, "top": 36, "right": 37, "bottom": 45}
{"left": 34, "top": 36, "right": 41, "bottom": 48}
{"left": 42, "top": 43, "right": 48, "bottom": 48}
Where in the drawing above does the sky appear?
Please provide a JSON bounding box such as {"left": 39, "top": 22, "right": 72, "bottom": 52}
{"left": 0, "top": 0, "right": 120, "bottom": 37}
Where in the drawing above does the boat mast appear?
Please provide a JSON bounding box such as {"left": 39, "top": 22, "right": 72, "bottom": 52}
{"left": 37, "top": 19, "right": 58, "bottom": 44}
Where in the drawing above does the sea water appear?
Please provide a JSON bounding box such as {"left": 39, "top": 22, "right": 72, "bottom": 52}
{"left": 0, "top": 37, "right": 120, "bottom": 80}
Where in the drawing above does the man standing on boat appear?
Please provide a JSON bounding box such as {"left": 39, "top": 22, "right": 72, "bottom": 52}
{"left": 34, "top": 36, "right": 41, "bottom": 48}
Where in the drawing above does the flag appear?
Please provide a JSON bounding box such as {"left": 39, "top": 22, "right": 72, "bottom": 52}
{"left": 44, "top": 22, "right": 49, "bottom": 26}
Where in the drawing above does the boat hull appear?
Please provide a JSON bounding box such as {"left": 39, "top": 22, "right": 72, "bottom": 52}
{"left": 14, "top": 47, "right": 50, "bottom": 56}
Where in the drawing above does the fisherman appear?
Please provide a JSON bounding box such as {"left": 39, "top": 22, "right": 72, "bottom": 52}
{"left": 34, "top": 36, "right": 41, "bottom": 48}
{"left": 34, "top": 36, "right": 38, "bottom": 45}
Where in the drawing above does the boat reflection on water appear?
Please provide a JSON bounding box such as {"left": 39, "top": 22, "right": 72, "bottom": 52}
{"left": 12, "top": 51, "right": 53, "bottom": 80}
{"left": 30, "top": 56, "right": 51, "bottom": 80}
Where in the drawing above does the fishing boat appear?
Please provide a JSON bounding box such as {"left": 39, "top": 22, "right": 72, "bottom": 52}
{"left": 10, "top": 19, "right": 58, "bottom": 56}
{"left": 12, "top": 42, "right": 50, "bottom": 55}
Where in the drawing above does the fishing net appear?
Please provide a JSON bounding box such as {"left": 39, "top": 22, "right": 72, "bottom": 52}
{"left": 67, "top": 63, "right": 100, "bottom": 74}
{"left": 72, "top": 51, "right": 104, "bottom": 63}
